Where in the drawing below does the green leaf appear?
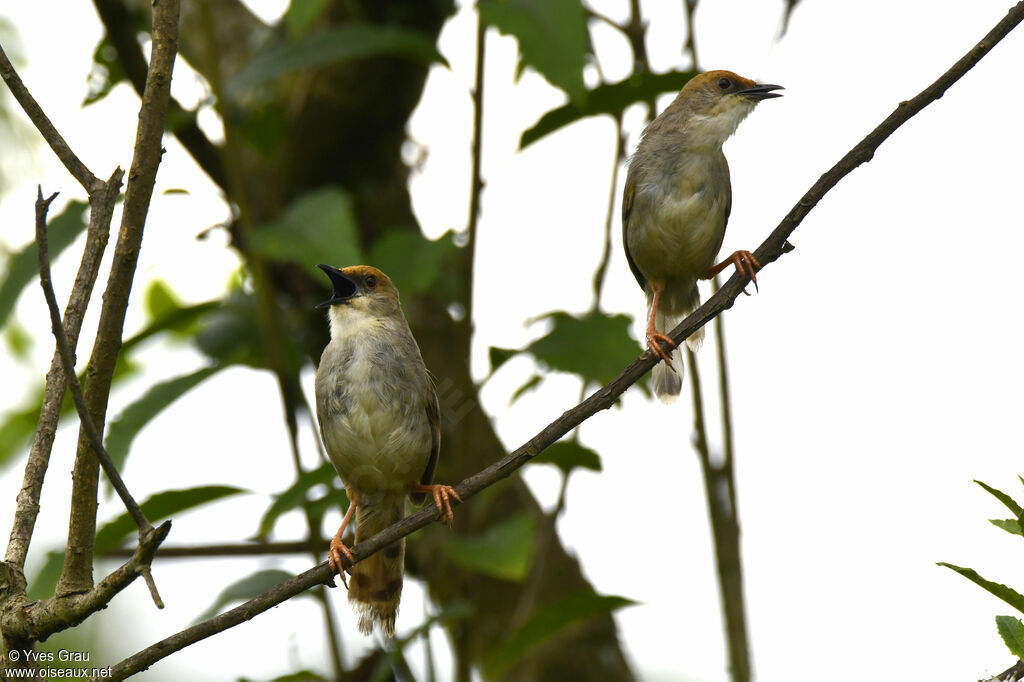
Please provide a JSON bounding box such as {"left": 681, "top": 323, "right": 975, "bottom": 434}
{"left": 284, "top": 0, "right": 332, "bottom": 38}
{"left": 0, "top": 200, "right": 89, "bottom": 329}
{"left": 105, "top": 366, "right": 223, "bottom": 472}
{"left": 990, "top": 519, "right": 1023, "bottom": 537}
{"left": 480, "top": 0, "right": 588, "bottom": 105}
{"left": 240, "top": 671, "right": 327, "bottom": 682}
{"left": 195, "top": 569, "right": 296, "bottom": 623}
{"left": 249, "top": 187, "right": 362, "bottom": 270}
{"left": 485, "top": 592, "right": 637, "bottom": 677}
{"left": 525, "top": 310, "right": 639, "bottom": 387}
{"left": 445, "top": 513, "right": 536, "bottom": 582}
{"left": 95, "top": 486, "right": 247, "bottom": 555}
{"left": 532, "top": 440, "right": 601, "bottom": 473}
{"left": 510, "top": 374, "right": 542, "bottom": 404}
{"left": 521, "top": 69, "right": 697, "bottom": 149}
{"left": 938, "top": 563, "right": 1024, "bottom": 615}
{"left": 237, "top": 102, "right": 288, "bottom": 159}
{"left": 488, "top": 346, "right": 519, "bottom": 374}
{"left": 997, "top": 615, "right": 1024, "bottom": 659}
{"left": 367, "top": 230, "right": 460, "bottom": 296}
{"left": 976, "top": 480, "right": 1024, "bottom": 519}
{"left": 259, "top": 462, "right": 346, "bottom": 540}
{"left": 226, "top": 25, "right": 447, "bottom": 98}
{"left": 143, "top": 280, "right": 179, "bottom": 322}
{"left": 4, "top": 320, "right": 32, "bottom": 360}
{"left": 28, "top": 550, "right": 64, "bottom": 600}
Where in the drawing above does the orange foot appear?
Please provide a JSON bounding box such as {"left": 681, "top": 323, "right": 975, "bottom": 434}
{"left": 703, "top": 249, "right": 762, "bottom": 294}
{"left": 645, "top": 329, "right": 677, "bottom": 367}
{"left": 328, "top": 496, "right": 358, "bottom": 588}
{"left": 411, "top": 483, "right": 461, "bottom": 524}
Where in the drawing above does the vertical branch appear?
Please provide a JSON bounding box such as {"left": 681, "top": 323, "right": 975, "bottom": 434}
{"left": 685, "top": 349, "right": 751, "bottom": 682}
{"left": 683, "top": 0, "right": 699, "bottom": 68}
{"left": 589, "top": 115, "right": 625, "bottom": 309}
{"left": 4, "top": 168, "right": 122, "bottom": 572}
{"left": 57, "top": 0, "right": 181, "bottom": 596}
{"left": 462, "top": 8, "right": 486, "bottom": 322}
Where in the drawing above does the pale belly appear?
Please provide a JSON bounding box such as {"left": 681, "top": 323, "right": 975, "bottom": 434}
{"left": 628, "top": 189, "right": 727, "bottom": 285}
{"left": 316, "top": 340, "right": 432, "bottom": 502}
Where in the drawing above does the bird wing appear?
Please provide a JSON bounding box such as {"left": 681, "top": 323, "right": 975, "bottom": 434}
{"left": 416, "top": 387, "right": 442, "bottom": 492}
{"left": 621, "top": 173, "right": 647, "bottom": 291}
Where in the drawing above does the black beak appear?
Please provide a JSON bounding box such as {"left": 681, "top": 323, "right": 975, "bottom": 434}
{"left": 738, "top": 83, "right": 784, "bottom": 100}
{"left": 316, "top": 264, "right": 358, "bottom": 308}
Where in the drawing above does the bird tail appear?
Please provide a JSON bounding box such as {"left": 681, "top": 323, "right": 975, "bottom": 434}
{"left": 349, "top": 496, "right": 405, "bottom": 636}
{"left": 649, "top": 288, "right": 703, "bottom": 404}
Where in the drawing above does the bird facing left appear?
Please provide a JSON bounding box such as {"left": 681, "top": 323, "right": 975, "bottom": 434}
{"left": 313, "top": 264, "right": 460, "bottom": 636}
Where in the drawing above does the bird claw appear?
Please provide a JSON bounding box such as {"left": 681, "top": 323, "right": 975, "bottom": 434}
{"left": 730, "top": 250, "right": 761, "bottom": 292}
{"left": 645, "top": 330, "right": 676, "bottom": 366}
{"left": 329, "top": 536, "right": 353, "bottom": 589}
{"left": 413, "top": 483, "right": 461, "bottom": 525}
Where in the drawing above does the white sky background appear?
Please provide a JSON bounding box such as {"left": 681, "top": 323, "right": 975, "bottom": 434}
{"left": 0, "top": 1, "right": 1023, "bottom": 680}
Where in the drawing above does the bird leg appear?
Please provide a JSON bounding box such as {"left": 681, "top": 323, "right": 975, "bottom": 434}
{"left": 702, "top": 249, "right": 761, "bottom": 294}
{"left": 411, "top": 483, "right": 461, "bottom": 524}
{"left": 645, "top": 287, "right": 676, "bottom": 367}
{"left": 329, "top": 493, "right": 359, "bottom": 587}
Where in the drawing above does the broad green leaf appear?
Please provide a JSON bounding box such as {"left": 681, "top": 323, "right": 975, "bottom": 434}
{"left": 368, "top": 230, "right": 460, "bottom": 296}
{"left": 445, "top": 513, "right": 536, "bottom": 582}
{"left": 122, "top": 298, "right": 220, "bottom": 352}
{"left": 369, "top": 603, "right": 474, "bottom": 682}
{"left": 28, "top": 550, "right": 64, "bottom": 600}
{"left": 226, "top": 25, "right": 447, "bottom": 98}
{"left": 4, "top": 320, "right": 31, "bottom": 360}
{"left": 485, "top": 592, "right": 637, "bottom": 677}
{"left": 976, "top": 480, "right": 1024, "bottom": 519}
{"left": 990, "top": 519, "right": 1023, "bottom": 537}
{"left": 144, "top": 280, "right": 178, "bottom": 322}
{"left": 195, "top": 569, "right": 295, "bottom": 623}
{"left": 532, "top": 440, "right": 601, "bottom": 473}
{"left": 938, "top": 563, "right": 1024, "bottom": 615}
{"left": 521, "top": 70, "right": 697, "bottom": 149}
{"left": 996, "top": 615, "right": 1024, "bottom": 659}
{"left": 238, "top": 102, "right": 288, "bottom": 159}
{"left": 95, "top": 486, "right": 247, "bottom": 555}
{"left": 488, "top": 347, "right": 519, "bottom": 374}
{"left": 284, "top": 0, "right": 332, "bottom": 38}
{"left": 249, "top": 187, "right": 362, "bottom": 270}
{"left": 480, "top": 0, "right": 588, "bottom": 105}
{"left": 526, "top": 310, "right": 639, "bottom": 387}
{"left": 510, "top": 374, "right": 542, "bottom": 404}
{"left": 105, "top": 366, "right": 223, "bottom": 472}
{"left": 0, "top": 200, "right": 89, "bottom": 329}
{"left": 259, "top": 462, "right": 346, "bottom": 540}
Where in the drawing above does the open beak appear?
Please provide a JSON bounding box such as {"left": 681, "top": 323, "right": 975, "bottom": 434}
{"left": 738, "top": 83, "right": 784, "bottom": 100}
{"left": 316, "top": 264, "right": 359, "bottom": 308}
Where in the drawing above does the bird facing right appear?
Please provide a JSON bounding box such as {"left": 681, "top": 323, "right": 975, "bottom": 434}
{"left": 623, "top": 70, "right": 782, "bottom": 403}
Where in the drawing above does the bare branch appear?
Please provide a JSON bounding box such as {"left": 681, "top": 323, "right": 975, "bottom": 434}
{"left": 4, "top": 169, "right": 123, "bottom": 572}
{"left": 0, "top": 43, "right": 100, "bottom": 192}
{"left": 34, "top": 188, "right": 152, "bottom": 534}
{"left": 98, "top": 3, "right": 1024, "bottom": 678}
{"left": 58, "top": 0, "right": 181, "bottom": 597}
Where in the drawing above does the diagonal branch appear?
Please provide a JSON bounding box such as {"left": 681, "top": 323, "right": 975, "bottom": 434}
{"left": 98, "top": 3, "right": 1024, "bottom": 678}
{"left": 0, "top": 43, "right": 100, "bottom": 193}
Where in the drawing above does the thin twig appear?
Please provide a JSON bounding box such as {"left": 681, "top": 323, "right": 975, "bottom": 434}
{"left": 712, "top": 277, "right": 737, "bottom": 512}
{"left": 683, "top": 0, "right": 699, "bottom": 68}
{"left": 4, "top": 168, "right": 123, "bottom": 572}
{"left": 106, "top": 540, "right": 325, "bottom": 559}
{"left": 0, "top": 43, "right": 100, "bottom": 192}
{"left": 590, "top": 114, "right": 625, "bottom": 309}
{"left": 463, "top": 8, "right": 486, "bottom": 320}
{"left": 685, "top": 349, "right": 750, "bottom": 682}
{"left": 97, "top": 5, "right": 1024, "bottom": 678}
{"left": 34, "top": 188, "right": 151, "bottom": 534}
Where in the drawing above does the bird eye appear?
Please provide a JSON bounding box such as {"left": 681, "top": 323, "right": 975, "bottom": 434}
{"left": 365, "top": 275, "right": 378, "bottom": 289}
{"left": 717, "top": 77, "right": 731, "bottom": 90}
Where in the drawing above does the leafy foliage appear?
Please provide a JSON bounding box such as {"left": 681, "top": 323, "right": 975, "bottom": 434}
{"left": 532, "top": 439, "right": 601, "bottom": 473}
{"left": 0, "top": 200, "right": 89, "bottom": 329}
{"left": 259, "top": 462, "right": 346, "bottom": 540}
{"left": 445, "top": 513, "right": 536, "bottom": 582}
{"left": 484, "top": 591, "right": 636, "bottom": 676}
{"left": 249, "top": 187, "right": 363, "bottom": 271}
{"left": 521, "top": 70, "right": 698, "bottom": 149}
{"left": 479, "top": 0, "right": 588, "bottom": 105}
{"left": 997, "top": 615, "right": 1024, "bottom": 660}
{"left": 226, "top": 25, "right": 447, "bottom": 99}
{"left": 195, "top": 569, "right": 297, "bottom": 623}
